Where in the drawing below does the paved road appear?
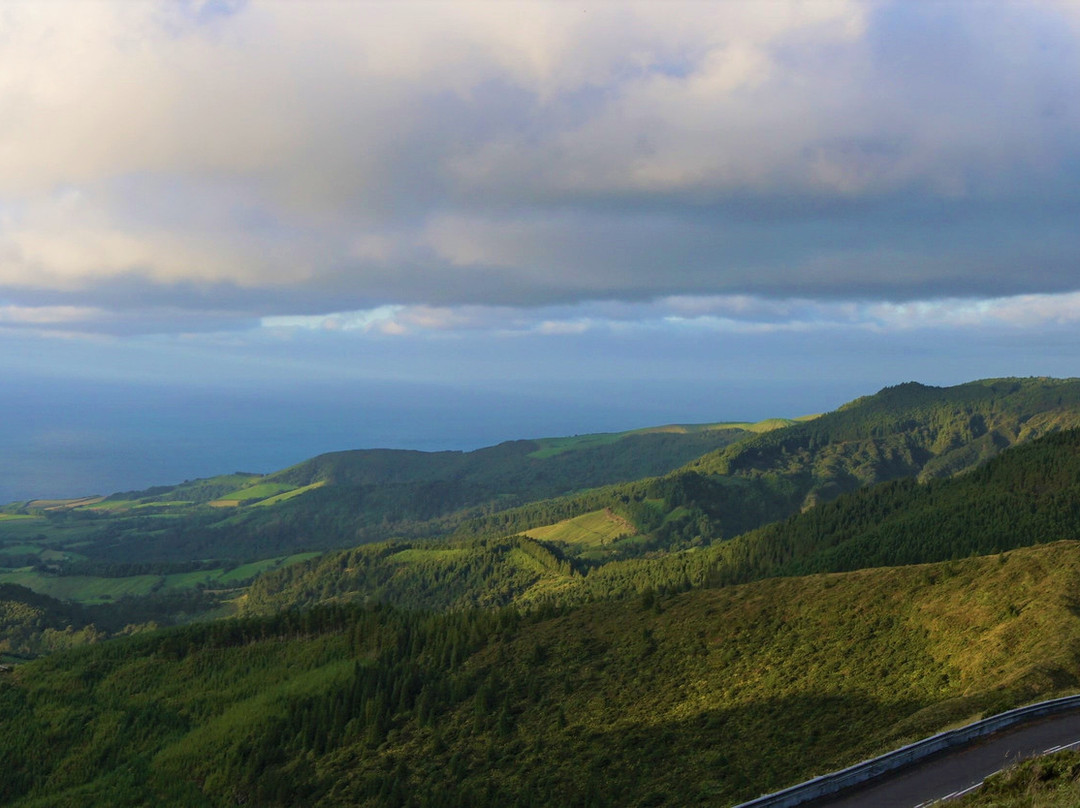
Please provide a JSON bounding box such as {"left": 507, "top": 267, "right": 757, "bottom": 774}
{"left": 807, "top": 711, "right": 1080, "bottom": 808}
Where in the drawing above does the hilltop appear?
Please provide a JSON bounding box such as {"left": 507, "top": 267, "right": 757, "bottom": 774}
{"left": 690, "top": 376, "right": 1080, "bottom": 501}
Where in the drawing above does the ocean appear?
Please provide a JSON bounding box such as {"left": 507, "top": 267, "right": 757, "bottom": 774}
{"left": 0, "top": 375, "right": 853, "bottom": 503}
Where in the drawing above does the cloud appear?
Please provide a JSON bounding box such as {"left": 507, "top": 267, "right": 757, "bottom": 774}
{"left": 254, "top": 291, "right": 1080, "bottom": 344}
{"left": 0, "top": 304, "right": 105, "bottom": 326}
{"left": 0, "top": 0, "right": 1079, "bottom": 331}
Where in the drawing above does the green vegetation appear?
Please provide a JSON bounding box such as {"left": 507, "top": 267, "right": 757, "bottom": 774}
{"left": 213, "top": 482, "right": 296, "bottom": 503}
{"left": 254, "top": 480, "right": 326, "bottom": 506}
{"left": 7, "top": 377, "right": 1080, "bottom": 576}
{"left": 707, "top": 427, "right": 1080, "bottom": 585}
{"left": 243, "top": 536, "right": 573, "bottom": 614}
{"left": 235, "top": 425, "right": 1080, "bottom": 620}
{"left": 956, "top": 750, "right": 1080, "bottom": 807}
{"left": 691, "top": 377, "right": 1080, "bottom": 503}
{"left": 0, "top": 421, "right": 753, "bottom": 569}
{"left": 8, "top": 377, "right": 1080, "bottom": 805}
{"left": 526, "top": 419, "right": 797, "bottom": 459}
{"left": 102, "top": 473, "right": 261, "bottom": 505}
{"left": 0, "top": 552, "right": 319, "bottom": 606}
{"left": 524, "top": 508, "right": 635, "bottom": 546}
{"left": 0, "top": 582, "right": 222, "bottom": 660}
{"left": 5, "top": 543, "right": 1080, "bottom": 807}
{"left": 0, "top": 569, "right": 163, "bottom": 602}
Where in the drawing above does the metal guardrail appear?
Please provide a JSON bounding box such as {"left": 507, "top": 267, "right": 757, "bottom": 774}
{"left": 734, "top": 694, "right": 1080, "bottom": 808}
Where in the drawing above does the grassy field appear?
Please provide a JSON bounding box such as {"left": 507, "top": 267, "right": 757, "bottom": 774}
{"left": 0, "top": 569, "right": 163, "bottom": 602}
{"left": 25, "top": 497, "right": 104, "bottom": 510}
{"left": 215, "top": 482, "right": 297, "bottom": 502}
{"left": 0, "top": 517, "right": 51, "bottom": 539}
{"left": 955, "top": 750, "right": 1080, "bottom": 807}
{"left": 525, "top": 509, "right": 636, "bottom": 545}
{"left": 254, "top": 480, "right": 325, "bottom": 506}
{"left": 0, "top": 552, "right": 322, "bottom": 604}
{"left": 389, "top": 548, "right": 469, "bottom": 563}
{"left": 0, "top": 544, "right": 45, "bottom": 556}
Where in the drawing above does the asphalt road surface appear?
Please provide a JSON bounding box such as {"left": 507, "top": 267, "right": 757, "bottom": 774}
{"left": 807, "top": 711, "right": 1080, "bottom": 808}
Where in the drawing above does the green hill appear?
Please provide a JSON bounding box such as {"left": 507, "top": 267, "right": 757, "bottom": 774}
{"left": 0, "top": 584, "right": 96, "bottom": 659}
{"left": 242, "top": 425, "right": 1080, "bottom": 619}
{"left": 10, "top": 378, "right": 1080, "bottom": 577}
{"left": 9, "top": 379, "right": 1080, "bottom": 806}
{"left": 9, "top": 376, "right": 1080, "bottom": 648}
{"left": 259, "top": 424, "right": 757, "bottom": 497}
{"left": 4, "top": 542, "right": 1080, "bottom": 807}
{"left": 453, "top": 378, "right": 1080, "bottom": 564}
{"left": 0, "top": 423, "right": 755, "bottom": 569}
{"left": 691, "top": 377, "right": 1080, "bottom": 503}
{"left": 707, "top": 426, "right": 1080, "bottom": 585}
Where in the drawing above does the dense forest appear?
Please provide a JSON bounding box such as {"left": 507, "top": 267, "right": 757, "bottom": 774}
{"left": 4, "top": 543, "right": 1080, "bottom": 807}
{"left": 6, "top": 377, "right": 1080, "bottom": 806}
{"left": 708, "top": 426, "right": 1080, "bottom": 584}
{"left": 692, "top": 377, "right": 1080, "bottom": 494}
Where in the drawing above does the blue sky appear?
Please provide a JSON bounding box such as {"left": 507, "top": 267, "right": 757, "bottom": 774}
{"left": 1, "top": 1, "right": 1080, "bottom": 498}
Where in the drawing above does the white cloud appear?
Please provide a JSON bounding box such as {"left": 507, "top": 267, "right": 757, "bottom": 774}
{"left": 0, "top": 304, "right": 105, "bottom": 325}
{"left": 252, "top": 291, "right": 1080, "bottom": 342}
{"left": 0, "top": 0, "right": 1078, "bottom": 320}
{"left": 867, "top": 293, "right": 1080, "bottom": 330}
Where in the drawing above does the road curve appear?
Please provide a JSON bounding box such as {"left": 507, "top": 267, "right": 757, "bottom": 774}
{"left": 805, "top": 711, "right": 1080, "bottom": 808}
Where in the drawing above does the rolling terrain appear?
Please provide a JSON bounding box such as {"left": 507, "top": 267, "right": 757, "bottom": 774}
{"left": 4, "top": 377, "right": 1080, "bottom": 806}
{"left": 4, "top": 542, "right": 1080, "bottom": 806}
{"left": 5, "top": 377, "right": 1080, "bottom": 594}
{"left": 243, "top": 423, "right": 1080, "bottom": 616}
{"left": 0, "top": 421, "right": 761, "bottom": 569}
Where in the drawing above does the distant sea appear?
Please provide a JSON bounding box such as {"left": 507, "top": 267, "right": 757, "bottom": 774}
{"left": 0, "top": 376, "right": 857, "bottom": 503}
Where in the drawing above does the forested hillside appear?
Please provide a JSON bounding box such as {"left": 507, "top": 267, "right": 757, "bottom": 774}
{"left": 0, "top": 424, "right": 756, "bottom": 570}
{"left": 0, "top": 584, "right": 99, "bottom": 659}
{"left": 5, "top": 542, "right": 1080, "bottom": 807}
{"left": 708, "top": 426, "right": 1080, "bottom": 584}
{"left": 7, "top": 378, "right": 1080, "bottom": 584}
{"left": 0, "top": 582, "right": 223, "bottom": 661}
{"left": 452, "top": 378, "right": 1080, "bottom": 563}
{"left": 691, "top": 377, "right": 1080, "bottom": 506}
{"left": 6, "top": 378, "right": 1080, "bottom": 807}
{"left": 243, "top": 426, "right": 1080, "bottom": 616}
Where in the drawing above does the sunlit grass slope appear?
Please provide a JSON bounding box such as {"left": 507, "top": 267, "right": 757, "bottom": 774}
{"left": 523, "top": 508, "right": 635, "bottom": 545}
{"left": 245, "top": 426, "right": 1080, "bottom": 618}
{"left": 5, "top": 542, "right": 1080, "bottom": 807}
{"left": 955, "top": 750, "right": 1080, "bottom": 807}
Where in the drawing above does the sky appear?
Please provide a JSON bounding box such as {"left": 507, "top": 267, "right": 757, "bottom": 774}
{"left": 2, "top": 0, "right": 1080, "bottom": 499}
